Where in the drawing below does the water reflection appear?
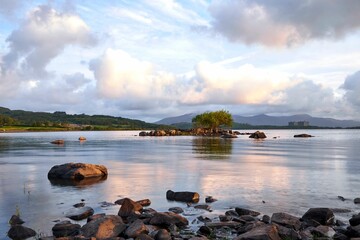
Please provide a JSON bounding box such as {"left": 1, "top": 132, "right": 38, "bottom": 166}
{"left": 192, "top": 137, "right": 233, "bottom": 159}
{"left": 49, "top": 175, "right": 108, "bottom": 187}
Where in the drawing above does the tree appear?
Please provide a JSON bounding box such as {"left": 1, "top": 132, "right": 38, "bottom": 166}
{"left": 192, "top": 110, "right": 233, "bottom": 132}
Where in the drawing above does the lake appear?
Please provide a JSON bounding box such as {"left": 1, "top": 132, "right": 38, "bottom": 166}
{"left": 1, "top": 129, "right": 360, "bottom": 238}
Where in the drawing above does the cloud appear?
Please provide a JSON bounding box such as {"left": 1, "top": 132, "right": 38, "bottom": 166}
{"left": 342, "top": 71, "right": 360, "bottom": 108}
{"left": 209, "top": 0, "right": 360, "bottom": 47}
{"left": 0, "top": 0, "right": 21, "bottom": 18}
{"left": 2, "top": 4, "right": 96, "bottom": 78}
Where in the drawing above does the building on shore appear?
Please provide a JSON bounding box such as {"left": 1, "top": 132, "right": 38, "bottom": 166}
{"left": 288, "top": 121, "right": 310, "bottom": 127}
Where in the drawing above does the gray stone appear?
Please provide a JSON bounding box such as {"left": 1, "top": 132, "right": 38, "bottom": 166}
{"left": 311, "top": 225, "right": 336, "bottom": 238}
{"left": 7, "top": 225, "right": 36, "bottom": 240}
{"left": 354, "top": 198, "right": 360, "bottom": 204}
{"left": 8, "top": 215, "right": 25, "bottom": 226}
{"left": 168, "top": 207, "right": 184, "bottom": 214}
{"left": 301, "top": 208, "right": 335, "bottom": 226}
{"left": 271, "top": 212, "right": 301, "bottom": 230}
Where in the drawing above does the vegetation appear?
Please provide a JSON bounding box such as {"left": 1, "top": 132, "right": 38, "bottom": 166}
{"left": 192, "top": 110, "right": 233, "bottom": 132}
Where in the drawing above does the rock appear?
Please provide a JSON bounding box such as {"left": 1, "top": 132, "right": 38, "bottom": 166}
{"left": 194, "top": 204, "right": 211, "bottom": 211}
{"left": 81, "top": 215, "right": 126, "bottom": 239}
{"left": 87, "top": 213, "right": 106, "bottom": 222}
{"left": 51, "top": 139, "right": 64, "bottom": 144}
{"left": 221, "top": 133, "right": 238, "bottom": 138}
{"left": 150, "top": 212, "right": 189, "bottom": 228}
{"left": 73, "top": 202, "right": 85, "bottom": 208}
{"left": 137, "top": 233, "right": 155, "bottom": 240}
{"left": 354, "top": 198, "right": 360, "bottom": 204}
{"left": 154, "top": 229, "right": 171, "bottom": 240}
{"left": 225, "top": 210, "right": 239, "bottom": 217}
{"left": 48, "top": 162, "right": 108, "bottom": 180}
{"left": 275, "top": 224, "right": 300, "bottom": 240}
{"left": 294, "top": 134, "right": 313, "bottom": 138}
{"left": 235, "top": 207, "right": 261, "bottom": 217}
{"left": 234, "top": 223, "right": 281, "bottom": 240}
{"left": 249, "top": 131, "right": 267, "bottom": 139}
{"left": 79, "top": 136, "right": 86, "bottom": 141}
{"left": 139, "top": 131, "right": 147, "bottom": 136}
{"left": 219, "top": 215, "right": 232, "bottom": 222}
{"left": 198, "top": 225, "right": 212, "bottom": 235}
{"left": 166, "top": 190, "right": 200, "bottom": 203}
{"left": 125, "top": 219, "right": 148, "bottom": 238}
{"left": 311, "top": 225, "right": 336, "bottom": 238}
{"left": 118, "top": 198, "right": 143, "bottom": 218}
{"left": 8, "top": 215, "right": 25, "bottom": 226}
{"left": 52, "top": 220, "right": 81, "bottom": 238}
{"left": 206, "top": 221, "right": 241, "bottom": 228}
{"left": 338, "top": 196, "right": 346, "bottom": 201}
{"left": 205, "top": 196, "right": 217, "bottom": 203}
{"left": 302, "top": 208, "right": 335, "bottom": 226}
{"left": 333, "top": 232, "right": 349, "bottom": 240}
{"left": 240, "top": 215, "right": 258, "bottom": 222}
{"left": 271, "top": 212, "right": 301, "bottom": 230}
{"left": 262, "top": 215, "right": 271, "bottom": 224}
{"left": 350, "top": 214, "right": 360, "bottom": 226}
{"left": 7, "top": 225, "right": 36, "bottom": 240}
{"left": 65, "top": 206, "right": 94, "bottom": 220}
{"left": 137, "top": 199, "right": 152, "bottom": 207}
{"left": 346, "top": 224, "right": 360, "bottom": 237}
{"left": 168, "top": 207, "right": 184, "bottom": 214}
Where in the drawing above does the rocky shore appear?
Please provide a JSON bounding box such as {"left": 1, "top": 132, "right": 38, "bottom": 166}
{"left": 7, "top": 189, "right": 360, "bottom": 240}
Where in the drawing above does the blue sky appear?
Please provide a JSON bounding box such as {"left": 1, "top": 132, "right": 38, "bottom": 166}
{"left": 0, "top": 0, "right": 360, "bottom": 122}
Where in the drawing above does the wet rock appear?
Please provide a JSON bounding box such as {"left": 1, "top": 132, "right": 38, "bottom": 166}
{"left": 87, "top": 213, "right": 106, "bottom": 222}
{"left": 225, "top": 210, "right": 239, "bottom": 217}
{"left": 48, "top": 162, "right": 108, "bottom": 180}
{"left": 294, "top": 134, "right": 313, "bottom": 138}
{"left": 166, "top": 190, "right": 200, "bottom": 203}
{"left": 301, "top": 208, "right": 335, "bottom": 226}
{"left": 240, "top": 215, "right": 258, "bottom": 222}
{"left": 168, "top": 207, "right": 184, "bottom": 214}
{"left": 354, "top": 198, "right": 360, "bottom": 204}
{"left": 137, "top": 233, "right": 155, "bottom": 240}
{"left": 8, "top": 215, "right": 25, "bottom": 226}
{"left": 52, "top": 220, "right": 81, "bottom": 238}
{"left": 118, "top": 198, "right": 143, "bottom": 218}
{"left": 275, "top": 224, "right": 300, "bottom": 240}
{"left": 350, "top": 214, "right": 360, "bottom": 226}
{"left": 125, "top": 219, "right": 148, "bottom": 238}
{"left": 154, "top": 229, "right": 171, "bottom": 240}
{"left": 205, "top": 221, "right": 241, "bottom": 229}
{"left": 249, "top": 131, "right": 267, "bottom": 139}
{"left": 205, "top": 196, "right": 217, "bottom": 203}
{"left": 65, "top": 206, "right": 94, "bottom": 220}
{"left": 234, "top": 223, "right": 281, "bottom": 240}
{"left": 137, "top": 199, "right": 152, "bottom": 207}
{"left": 262, "top": 215, "right": 271, "bottom": 224}
{"left": 338, "top": 196, "right": 346, "bottom": 201}
{"left": 346, "top": 224, "right": 360, "bottom": 237}
{"left": 51, "top": 139, "right": 64, "bottom": 144}
{"left": 7, "top": 225, "right": 36, "bottom": 240}
{"left": 235, "top": 207, "right": 261, "bottom": 217}
{"left": 271, "top": 212, "right": 301, "bottom": 230}
{"left": 194, "top": 204, "right": 211, "bottom": 211}
{"left": 81, "top": 215, "right": 126, "bottom": 239}
{"left": 197, "top": 216, "right": 212, "bottom": 223}
{"left": 333, "top": 232, "right": 349, "bottom": 240}
{"left": 73, "top": 202, "right": 85, "bottom": 208}
{"left": 198, "top": 226, "right": 212, "bottom": 235}
{"left": 219, "top": 215, "right": 232, "bottom": 222}
{"left": 311, "top": 225, "right": 336, "bottom": 238}
{"left": 150, "top": 212, "right": 189, "bottom": 228}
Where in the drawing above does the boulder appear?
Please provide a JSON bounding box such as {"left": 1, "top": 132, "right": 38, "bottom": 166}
{"left": 48, "top": 162, "right": 108, "bottom": 180}
{"left": 149, "top": 212, "right": 189, "bottom": 228}
{"left": 7, "top": 225, "right": 36, "bottom": 240}
{"left": 139, "top": 131, "right": 147, "bottom": 136}
{"left": 51, "top": 139, "right": 65, "bottom": 144}
{"left": 311, "top": 225, "right": 336, "bottom": 238}
{"left": 301, "top": 208, "right": 335, "bottom": 226}
{"left": 354, "top": 198, "right": 360, "bottom": 204}
{"left": 271, "top": 212, "right": 301, "bottom": 230}
{"left": 249, "top": 131, "right": 267, "bottom": 139}
{"left": 294, "top": 134, "right": 313, "bottom": 138}
{"left": 235, "top": 207, "right": 261, "bottom": 217}
{"left": 81, "top": 215, "right": 126, "bottom": 239}
{"left": 350, "top": 214, "right": 360, "bottom": 226}
{"left": 166, "top": 190, "right": 200, "bottom": 203}
{"left": 125, "top": 219, "right": 148, "bottom": 238}
{"left": 65, "top": 206, "right": 94, "bottom": 220}
{"left": 154, "top": 229, "right": 171, "bottom": 240}
{"left": 205, "top": 196, "right": 217, "bottom": 203}
{"left": 118, "top": 198, "right": 143, "bottom": 218}
{"left": 275, "top": 224, "right": 301, "bottom": 240}
{"left": 52, "top": 220, "right": 81, "bottom": 238}
{"left": 137, "top": 199, "right": 152, "bottom": 207}
{"left": 8, "top": 215, "right": 25, "bottom": 226}
{"left": 234, "top": 223, "right": 281, "bottom": 240}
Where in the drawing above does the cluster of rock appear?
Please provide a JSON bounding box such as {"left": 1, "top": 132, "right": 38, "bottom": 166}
{"left": 50, "top": 137, "right": 87, "bottom": 145}
{"left": 139, "top": 129, "right": 245, "bottom": 138}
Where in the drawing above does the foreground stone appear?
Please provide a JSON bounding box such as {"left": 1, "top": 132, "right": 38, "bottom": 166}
{"left": 125, "top": 219, "right": 148, "bottom": 238}
{"left": 166, "top": 190, "right": 200, "bottom": 203}
{"left": 65, "top": 206, "right": 94, "bottom": 220}
{"left": 301, "top": 208, "right": 335, "bottom": 226}
{"left": 271, "top": 212, "right": 301, "bottom": 230}
{"left": 7, "top": 225, "right": 36, "bottom": 240}
{"left": 249, "top": 131, "right": 267, "bottom": 139}
{"left": 118, "top": 198, "right": 143, "bottom": 218}
{"left": 52, "top": 221, "right": 81, "bottom": 238}
{"left": 234, "top": 223, "right": 281, "bottom": 240}
{"left": 48, "top": 162, "right": 108, "bottom": 180}
{"left": 81, "top": 215, "right": 126, "bottom": 239}
{"left": 150, "top": 212, "right": 189, "bottom": 228}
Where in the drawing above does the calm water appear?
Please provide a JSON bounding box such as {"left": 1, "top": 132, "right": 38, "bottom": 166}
{"left": 1, "top": 130, "right": 360, "bottom": 238}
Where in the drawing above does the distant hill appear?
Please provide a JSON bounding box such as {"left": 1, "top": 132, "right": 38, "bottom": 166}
{"left": 155, "top": 113, "right": 360, "bottom": 128}
{"left": 0, "top": 106, "right": 159, "bottom": 129}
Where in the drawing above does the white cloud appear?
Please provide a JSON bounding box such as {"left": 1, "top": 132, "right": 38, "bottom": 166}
{"left": 209, "top": 0, "right": 360, "bottom": 47}
{"left": 0, "top": 0, "right": 21, "bottom": 17}
{"left": 342, "top": 71, "right": 360, "bottom": 108}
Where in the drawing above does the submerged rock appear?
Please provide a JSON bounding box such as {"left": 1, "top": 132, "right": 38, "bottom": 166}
{"left": 65, "top": 206, "right": 94, "bottom": 220}
{"left": 48, "top": 162, "right": 108, "bottom": 180}
{"left": 294, "top": 134, "right": 313, "bottom": 138}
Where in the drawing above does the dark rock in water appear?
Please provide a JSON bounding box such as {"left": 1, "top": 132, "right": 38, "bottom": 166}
{"left": 350, "top": 214, "right": 360, "bottom": 226}
{"left": 73, "top": 202, "right": 85, "bottom": 208}
{"left": 125, "top": 219, "right": 148, "bottom": 238}
{"left": 115, "top": 198, "right": 125, "bottom": 205}
{"left": 271, "top": 212, "right": 301, "bottom": 230}
{"left": 354, "top": 198, "right": 360, "bottom": 204}
{"left": 8, "top": 215, "right": 25, "bottom": 226}
{"left": 235, "top": 207, "right": 261, "bottom": 217}
{"left": 166, "top": 190, "right": 200, "bottom": 203}
{"left": 87, "top": 213, "right": 106, "bottom": 222}
{"left": 219, "top": 215, "right": 232, "bottom": 222}
{"left": 154, "top": 229, "right": 171, "bottom": 240}
{"left": 7, "top": 225, "right": 36, "bottom": 240}
{"left": 338, "top": 196, "right": 346, "bottom": 201}
{"left": 262, "top": 215, "right": 271, "bottom": 224}
{"left": 198, "top": 225, "right": 212, "bottom": 235}
{"left": 234, "top": 223, "right": 281, "bottom": 240}
{"left": 150, "top": 212, "right": 189, "bottom": 228}
{"left": 225, "top": 210, "right": 239, "bottom": 217}
{"left": 51, "top": 139, "right": 64, "bottom": 144}
{"left": 276, "top": 224, "right": 301, "bottom": 240}
{"left": 294, "top": 134, "right": 313, "bottom": 138}
{"left": 205, "top": 196, "right": 217, "bottom": 203}
{"left": 78, "top": 136, "right": 86, "bottom": 141}
{"left": 194, "top": 204, "right": 211, "bottom": 211}
{"left": 168, "top": 207, "right": 184, "bottom": 214}
{"left": 118, "top": 198, "right": 143, "bottom": 218}
{"left": 48, "top": 162, "right": 108, "bottom": 180}
{"left": 65, "top": 206, "right": 94, "bottom": 220}
{"left": 249, "top": 131, "right": 267, "bottom": 139}
{"left": 302, "top": 208, "right": 335, "bottom": 226}
{"left": 137, "top": 233, "right": 155, "bottom": 240}
{"left": 81, "top": 215, "right": 126, "bottom": 239}
{"left": 52, "top": 220, "right": 81, "bottom": 238}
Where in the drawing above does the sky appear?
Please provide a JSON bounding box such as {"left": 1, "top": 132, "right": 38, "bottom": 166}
{"left": 0, "top": 0, "right": 360, "bottom": 122}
